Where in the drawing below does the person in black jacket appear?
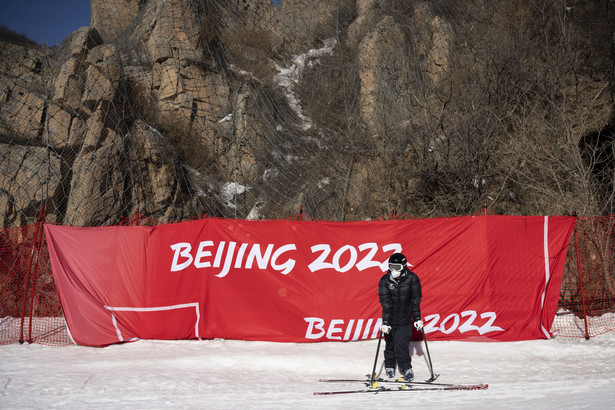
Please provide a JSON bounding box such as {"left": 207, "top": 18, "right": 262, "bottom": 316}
{"left": 378, "top": 252, "right": 423, "bottom": 381}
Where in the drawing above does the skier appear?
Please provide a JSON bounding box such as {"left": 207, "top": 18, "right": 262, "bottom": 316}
{"left": 378, "top": 252, "right": 423, "bottom": 381}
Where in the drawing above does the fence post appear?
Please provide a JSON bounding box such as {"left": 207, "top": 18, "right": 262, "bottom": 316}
{"left": 26, "top": 207, "right": 46, "bottom": 343}
{"left": 573, "top": 220, "right": 591, "bottom": 340}
{"left": 19, "top": 204, "right": 45, "bottom": 343}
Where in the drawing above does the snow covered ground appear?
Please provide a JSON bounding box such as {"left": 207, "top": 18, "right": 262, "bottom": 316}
{"left": 2, "top": 323, "right": 615, "bottom": 409}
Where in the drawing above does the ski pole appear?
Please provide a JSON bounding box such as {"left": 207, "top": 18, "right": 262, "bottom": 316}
{"left": 369, "top": 330, "right": 383, "bottom": 387}
{"left": 421, "top": 327, "right": 438, "bottom": 382}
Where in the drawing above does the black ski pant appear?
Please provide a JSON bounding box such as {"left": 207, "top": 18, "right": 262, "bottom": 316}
{"left": 383, "top": 324, "right": 413, "bottom": 372}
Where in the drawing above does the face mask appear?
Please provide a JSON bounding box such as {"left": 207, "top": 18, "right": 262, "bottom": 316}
{"left": 390, "top": 269, "right": 401, "bottom": 279}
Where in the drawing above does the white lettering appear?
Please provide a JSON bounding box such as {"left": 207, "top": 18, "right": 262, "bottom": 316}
{"left": 326, "top": 319, "right": 344, "bottom": 340}
{"left": 424, "top": 311, "right": 504, "bottom": 335}
{"left": 352, "top": 319, "right": 364, "bottom": 341}
{"left": 371, "top": 319, "right": 382, "bottom": 338}
{"left": 216, "top": 241, "right": 236, "bottom": 278}
{"left": 170, "top": 241, "right": 405, "bottom": 277}
{"left": 309, "top": 243, "right": 403, "bottom": 273}
{"left": 234, "top": 243, "right": 248, "bottom": 268}
{"left": 458, "top": 310, "right": 481, "bottom": 333}
{"left": 478, "top": 312, "right": 505, "bottom": 334}
{"left": 343, "top": 319, "right": 355, "bottom": 341}
{"left": 304, "top": 317, "right": 326, "bottom": 339}
{"left": 308, "top": 244, "right": 333, "bottom": 272}
{"left": 356, "top": 243, "right": 380, "bottom": 271}
{"left": 332, "top": 245, "right": 357, "bottom": 272}
{"left": 170, "top": 243, "right": 193, "bottom": 272}
{"left": 246, "top": 244, "right": 274, "bottom": 269}
{"left": 424, "top": 313, "right": 440, "bottom": 333}
{"left": 169, "top": 241, "right": 298, "bottom": 276}
{"left": 440, "top": 313, "right": 460, "bottom": 334}
{"left": 303, "top": 317, "right": 382, "bottom": 341}
{"left": 171, "top": 241, "right": 401, "bottom": 278}
{"left": 194, "top": 241, "right": 214, "bottom": 268}
{"left": 213, "top": 241, "right": 225, "bottom": 268}
{"left": 362, "top": 318, "right": 375, "bottom": 339}
{"left": 271, "top": 244, "right": 297, "bottom": 274}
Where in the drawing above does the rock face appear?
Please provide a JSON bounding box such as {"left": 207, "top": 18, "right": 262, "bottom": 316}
{"left": 0, "top": 144, "right": 62, "bottom": 227}
{"left": 0, "top": 0, "right": 613, "bottom": 226}
{"left": 358, "top": 15, "right": 412, "bottom": 135}
{"left": 90, "top": 0, "right": 143, "bottom": 44}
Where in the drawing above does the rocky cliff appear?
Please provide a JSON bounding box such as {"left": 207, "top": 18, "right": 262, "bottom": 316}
{"left": 1, "top": 0, "right": 613, "bottom": 227}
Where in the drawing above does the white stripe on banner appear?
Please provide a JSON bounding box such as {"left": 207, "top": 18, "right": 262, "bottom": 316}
{"left": 110, "top": 313, "right": 123, "bottom": 341}
{"left": 64, "top": 316, "right": 76, "bottom": 345}
{"left": 540, "top": 216, "right": 551, "bottom": 339}
{"left": 104, "top": 303, "right": 202, "bottom": 342}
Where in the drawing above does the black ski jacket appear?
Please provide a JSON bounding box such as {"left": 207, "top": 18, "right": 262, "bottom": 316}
{"left": 378, "top": 268, "right": 422, "bottom": 326}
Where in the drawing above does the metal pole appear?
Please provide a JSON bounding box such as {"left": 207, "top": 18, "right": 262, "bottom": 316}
{"left": 369, "top": 331, "right": 383, "bottom": 387}
{"left": 19, "top": 204, "right": 45, "bottom": 343}
{"left": 573, "top": 220, "right": 590, "bottom": 339}
{"left": 27, "top": 206, "right": 46, "bottom": 343}
{"left": 421, "top": 328, "right": 439, "bottom": 382}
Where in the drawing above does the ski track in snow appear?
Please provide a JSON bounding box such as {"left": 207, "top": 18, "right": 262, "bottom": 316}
{"left": 2, "top": 332, "right": 615, "bottom": 409}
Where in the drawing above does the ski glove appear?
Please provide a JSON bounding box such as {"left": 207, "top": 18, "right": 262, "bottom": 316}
{"left": 380, "top": 325, "right": 392, "bottom": 334}
{"left": 414, "top": 320, "right": 424, "bottom": 331}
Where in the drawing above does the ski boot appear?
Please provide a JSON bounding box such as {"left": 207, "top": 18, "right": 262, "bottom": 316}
{"left": 402, "top": 368, "right": 414, "bottom": 382}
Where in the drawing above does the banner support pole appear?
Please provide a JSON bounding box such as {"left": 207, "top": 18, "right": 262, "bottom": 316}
{"left": 573, "top": 220, "right": 590, "bottom": 340}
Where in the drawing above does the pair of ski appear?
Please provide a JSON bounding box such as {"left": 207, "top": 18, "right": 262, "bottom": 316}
{"left": 314, "top": 376, "right": 488, "bottom": 395}
{"left": 314, "top": 329, "right": 487, "bottom": 395}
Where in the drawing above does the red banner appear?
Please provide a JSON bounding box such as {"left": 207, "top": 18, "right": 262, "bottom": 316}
{"left": 45, "top": 215, "right": 575, "bottom": 346}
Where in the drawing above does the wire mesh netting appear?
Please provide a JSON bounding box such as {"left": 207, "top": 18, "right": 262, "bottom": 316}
{"left": 0, "top": 214, "right": 70, "bottom": 346}
{"left": 2, "top": 1, "right": 615, "bottom": 228}
{"left": 555, "top": 215, "right": 615, "bottom": 338}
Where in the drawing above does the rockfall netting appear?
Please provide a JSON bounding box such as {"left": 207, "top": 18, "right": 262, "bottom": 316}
{"left": 2, "top": 0, "right": 615, "bottom": 229}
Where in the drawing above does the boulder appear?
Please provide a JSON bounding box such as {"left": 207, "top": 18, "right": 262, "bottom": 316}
{"left": 357, "top": 16, "right": 412, "bottom": 135}
{"left": 81, "top": 44, "right": 121, "bottom": 112}
{"left": 91, "top": 0, "right": 142, "bottom": 43}
{"left": 42, "top": 103, "right": 87, "bottom": 149}
{"left": 64, "top": 108, "right": 125, "bottom": 226}
{"left": 410, "top": 4, "right": 451, "bottom": 85}
{"left": 0, "top": 143, "right": 62, "bottom": 215}
{"left": 0, "top": 83, "right": 46, "bottom": 142}
{"left": 0, "top": 42, "right": 45, "bottom": 86}
{"left": 59, "top": 27, "right": 104, "bottom": 59}
{"left": 128, "top": 120, "right": 178, "bottom": 213}
{"left": 51, "top": 57, "right": 85, "bottom": 111}
{"left": 129, "top": 0, "right": 205, "bottom": 64}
